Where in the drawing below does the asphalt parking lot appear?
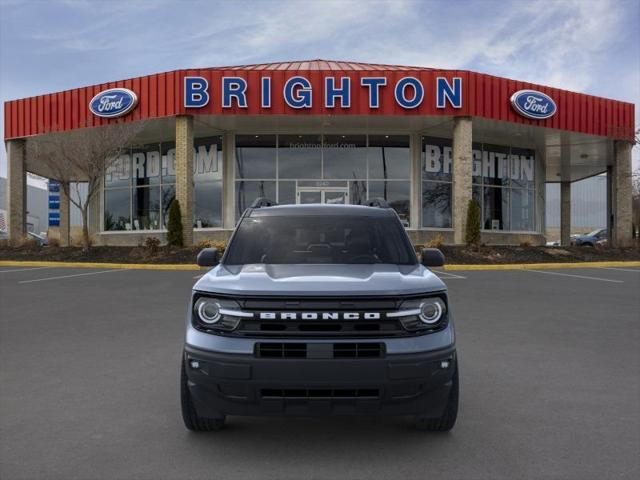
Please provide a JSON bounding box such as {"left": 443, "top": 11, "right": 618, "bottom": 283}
{"left": 1, "top": 265, "right": 639, "bottom": 480}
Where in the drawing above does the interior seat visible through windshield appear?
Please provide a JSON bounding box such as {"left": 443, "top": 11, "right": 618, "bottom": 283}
{"left": 223, "top": 214, "right": 417, "bottom": 266}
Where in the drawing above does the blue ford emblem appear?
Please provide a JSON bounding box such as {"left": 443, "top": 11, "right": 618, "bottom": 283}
{"left": 89, "top": 88, "right": 138, "bottom": 118}
{"left": 510, "top": 89, "right": 556, "bottom": 120}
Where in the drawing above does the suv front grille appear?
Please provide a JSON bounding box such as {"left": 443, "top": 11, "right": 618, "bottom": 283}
{"left": 256, "top": 342, "right": 384, "bottom": 359}
{"left": 229, "top": 296, "right": 411, "bottom": 338}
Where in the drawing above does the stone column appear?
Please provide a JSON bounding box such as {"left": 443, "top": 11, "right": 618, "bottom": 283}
{"left": 6, "top": 139, "right": 27, "bottom": 244}
{"left": 59, "top": 182, "right": 70, "bottom": 247}
{"left": 611, "top": 141, "right": 633, "bottom": 247}
{"left": 409, "top": 133, "right": 422, "bottom": 230}
{"left": 560, "top": 181, "right": 571, "bottom": 246}
{"left": 175, "top": 115, "right": 194, "bottom": 246}
{"left": 452, "top": 117, "right": 473, "bottom": 244}
{"left": 222, "top": 133, "right": 236, "bottom": 229}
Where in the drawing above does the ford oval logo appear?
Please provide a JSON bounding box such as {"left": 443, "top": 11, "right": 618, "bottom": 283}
{"left": 89, "top": 88, "right": 138, "bottom": 118}
{"left": 510, "top": 89, "right": 556, "bottom": 120}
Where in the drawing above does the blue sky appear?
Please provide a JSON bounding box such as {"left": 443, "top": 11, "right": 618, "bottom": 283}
{"left": 1, "top": 0, "right": 638, "bottom": 178}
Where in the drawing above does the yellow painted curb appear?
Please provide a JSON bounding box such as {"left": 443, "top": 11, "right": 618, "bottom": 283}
{"left": 0, "top": 260, "right": 202, "bottom": 271}
{"left": 1, "top": 260, "right": 639, "bottom": 272}
{"left": 444, "top": 261, "right": 640, "bottom": 271}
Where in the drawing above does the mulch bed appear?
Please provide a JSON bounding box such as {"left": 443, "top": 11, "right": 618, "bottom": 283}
{"left": 439, "top": 245, "right": 640, "bottom": 264}
{"left": 1, "top": 244, "right": 638, "bottom": 265}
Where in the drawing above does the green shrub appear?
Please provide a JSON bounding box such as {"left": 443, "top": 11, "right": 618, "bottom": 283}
{"left": 144, "top": 236, "right": 161, "bottom": 256}
{"left": 465, "top": 199, "right": 481, "bottom": 246}
{"left": 167, "top": 200, "right": 183, "bottom": 247}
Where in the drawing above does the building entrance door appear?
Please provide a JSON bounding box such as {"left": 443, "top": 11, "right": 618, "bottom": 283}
{"left": 296, "top": 187, "right": 349, "bottom": 204}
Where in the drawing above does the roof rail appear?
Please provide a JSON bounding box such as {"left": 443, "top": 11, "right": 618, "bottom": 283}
{"left": 250, "top": 197, "right": 278, "bottom": 208}
{"left": 364, "top": 197, "right": 391, "bottom": 208}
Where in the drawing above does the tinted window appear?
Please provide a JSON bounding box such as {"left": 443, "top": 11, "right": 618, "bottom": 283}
{"left": 224, "top": 215, "right": 416, "bottom": 265}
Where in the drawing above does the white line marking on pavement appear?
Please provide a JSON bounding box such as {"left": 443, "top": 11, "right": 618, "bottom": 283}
{"left": 18, "top": 269, "right": 126, "bottom": 284}
{"left": 598, "top": 267, "right": 640, "bottom": 273}
{"left": 526, "top": 269, "right": 623, "bottom": 283}
{"left": 434, "top": 271, "right": 466, "bottom": 279}
{"left": 0, "top": 267, "right": 55, "bottom": 274}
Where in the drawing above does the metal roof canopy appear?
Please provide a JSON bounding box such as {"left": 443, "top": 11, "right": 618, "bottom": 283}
{"left": 4, "top": 59, "right": 634, "bottom": 143}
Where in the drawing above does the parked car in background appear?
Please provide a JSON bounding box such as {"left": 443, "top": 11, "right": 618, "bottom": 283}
{"left": 572, "top": 229, "right": 607, "bottom": 247}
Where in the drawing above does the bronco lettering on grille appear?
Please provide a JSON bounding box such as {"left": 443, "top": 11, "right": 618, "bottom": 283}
{"left": 258, "top": 312, "right": 381, "bottom": 320}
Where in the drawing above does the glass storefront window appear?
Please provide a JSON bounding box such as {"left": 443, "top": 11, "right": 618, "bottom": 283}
{"left": 105, "top": 154, "right": 131, "bottom": 188}
{"left": 369, "top": 180, "right": 410, "bottom": 226}
{"left": 161, "top": 142, "right": 176, "bottom": 184}
{"left": 104, "top": 188, "right": 131, "bottom": 231}
{"left": 277, "top": 180, "right": 297, "bottom": 205}
{"left": 161, "top": 185, "right": 175, "bottom": 227}
{"left": 483, "top": 186, "right": 509, "bottom": 231}
{"left": 278, "top": 134, "right": 321, "bottom": 179}
{"left": 132, "top": 144, "right": 161, "bottom": 187}
{"left": 195, "top": 181, "right": 223, "bottom": 228}
{"left": 422, "top": 136, "right": 452, "bottom": 228}
{"left": 236, "top": 180, "right": 276, "bottom": 218}
{"left": 236, "top": 135, "right": 276, "bottom": 179}
{"left": 132, "top": 186, "right": 160, "bottom": 230}
{"left": 194, "top": 136, "right": 223, "bottom": 228}
{"left": 194, "top": 136, "right": 222, "bottom": 183}
{"left": 104, "top": 136, "right": 224, "bottom": 232}
{"left": 510, "top": 188, "right": 535, "bottom": 231}
{"left": 349, "top": 180, "right": 367, "bottom": 206}
{"left": 510, "top": 147, "right": 535, "bottom": 189}
{"left": 422, "top": 181, "right": 452, "bottom": 228}
{"left": 368, "top": 135, "right": 410, "bottom": 179}
{"left": 422, "top": 137, "right": 452, "bottom": 182}
{"left": 322, "top": 135, "right": 366, "bottom": 179}
{"left": 482, "top": 144, "right": 510, "bottom": 187}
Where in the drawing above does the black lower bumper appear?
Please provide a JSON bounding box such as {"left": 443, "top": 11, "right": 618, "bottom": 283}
{"left": 184, "top": 344, "right": 456, "bottom": 418}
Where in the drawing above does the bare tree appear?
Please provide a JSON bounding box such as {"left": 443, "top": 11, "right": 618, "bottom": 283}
{"left": 27, "top": 121, "right": 144, "bottom": 250}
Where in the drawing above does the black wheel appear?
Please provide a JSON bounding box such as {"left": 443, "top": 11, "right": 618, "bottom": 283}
{"left": 180, "top": 358, "right": 226, "bottom": 431}
{"left": 415, "top": 363, "right": 459, "bottom": 432}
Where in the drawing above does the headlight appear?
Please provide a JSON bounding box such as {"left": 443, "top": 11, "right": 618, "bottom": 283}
{"left": 192, "top": 295, "right": 247, "bottom": 331}
{"left": 195, "top": 297, "right": 221, "bottom": 324}
{"left": 390, "top": 296, "right": 448, "bottom": 331}
{"left": 418, "top": 298, "right": 446, "bottom": 324}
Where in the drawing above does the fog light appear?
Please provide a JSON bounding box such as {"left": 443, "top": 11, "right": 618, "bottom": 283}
{"left": 440, "top": 360, "right": 450, "bottom": 369}
{"left": 189, "top": 360, "right": 200, "bottom": 369}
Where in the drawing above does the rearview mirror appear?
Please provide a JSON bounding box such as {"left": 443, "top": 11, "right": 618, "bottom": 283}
{"left": 197, "top": 248, "right": 219, "bottom": 267}
{"left": 420, "top": 248, "right": 445, "bottom": 267}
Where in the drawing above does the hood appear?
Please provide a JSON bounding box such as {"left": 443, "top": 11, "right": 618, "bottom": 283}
{"left": 194, "top": 263, "right": 446, "bottom": 297}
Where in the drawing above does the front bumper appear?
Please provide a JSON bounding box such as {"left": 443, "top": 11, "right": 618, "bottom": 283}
{"left": 184, "top": 344, "right": 456, "bottom": 418}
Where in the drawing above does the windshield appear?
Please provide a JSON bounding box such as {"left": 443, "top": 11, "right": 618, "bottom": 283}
{"left": 587, "top": 229, "right": 603, "bottom": 237}
{"left": 224, "top": 215, "right": 417, "bottom": 265}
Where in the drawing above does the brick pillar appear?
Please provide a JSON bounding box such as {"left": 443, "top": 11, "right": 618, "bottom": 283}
{"left": 410, "top": 133, "right": 422, "bottom": 230}
{"left": 222, "top": 133, "right": 236, "bottom": 229}
{"left": 560, "top": 181, "right": 571, "bottom": 246}
{"left": 611, "top": 141, "right": 633, "bottom": 247}
{"left": 6, "top": 139, "right": 27, "bottom": 244}
{"left": 59, "top": 182, "right": 71, "bottom": 246}
{"left": 175, "top": 115, "right": 194, "bottom": 246}
{"left": 452, "top": 117, "right": 473, "bottom": 244}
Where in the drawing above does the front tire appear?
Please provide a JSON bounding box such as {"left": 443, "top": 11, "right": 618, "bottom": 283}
{"left": 180, "top": 358, "right": 226, "bottom": 431}
{"left": 415, "top": 363, "right": 459, "bottom": 432}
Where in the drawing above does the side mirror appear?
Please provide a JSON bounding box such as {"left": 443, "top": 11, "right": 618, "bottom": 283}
{"left": 197, "top": 248, "right": 219, "bottom": 267}
{"left": 420, "top": 248, "right": 445, "bottom": 267}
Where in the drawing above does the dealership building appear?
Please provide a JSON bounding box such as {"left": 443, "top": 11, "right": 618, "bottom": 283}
{"left": 3, "top": 60, "right": 635, "bottom": 246}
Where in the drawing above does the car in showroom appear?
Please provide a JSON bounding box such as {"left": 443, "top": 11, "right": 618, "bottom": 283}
{"left": 180, "top": 198, "right": 458, "bottom": 432}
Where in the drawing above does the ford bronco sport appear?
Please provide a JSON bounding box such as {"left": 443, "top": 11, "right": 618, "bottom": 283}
{"left": 181, "top": 199, "right": 458, "bottom": 431}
